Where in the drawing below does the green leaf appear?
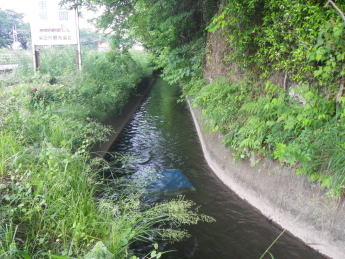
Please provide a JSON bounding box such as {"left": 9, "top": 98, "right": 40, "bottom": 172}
{"left": 150, "top": 251, "right": 157, "bottom": 257}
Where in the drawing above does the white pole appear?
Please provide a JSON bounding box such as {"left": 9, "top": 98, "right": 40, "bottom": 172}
{"left": 32, "top": 45, "right": 36, "bottom": 73}
{"left": 30, "top": 20, "right": 37, "bottom": 73}
{"left": 75, "top": 7, "right": 82, "bottom": 70}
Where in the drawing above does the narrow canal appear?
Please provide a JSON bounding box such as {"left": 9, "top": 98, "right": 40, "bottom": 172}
{"left": 108, "top": 78, "right": 324, "bottom": 259}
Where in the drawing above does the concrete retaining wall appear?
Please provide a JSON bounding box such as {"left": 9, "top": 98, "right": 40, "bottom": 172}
{"left": 187, "top": 100, "right": 345, "bottom": 259}
{"left": 93, "top": 76, "right": 156, "bottom": 158}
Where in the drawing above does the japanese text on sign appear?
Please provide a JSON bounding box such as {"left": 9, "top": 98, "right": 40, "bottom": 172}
{"left": 30, "top": 0, "right": 77, "bottom": 46}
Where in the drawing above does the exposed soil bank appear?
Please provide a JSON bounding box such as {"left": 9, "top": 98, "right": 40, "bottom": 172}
{"left": 92, "top": 76, "right": 156, "bottom": 157}
{"left": 187, "top": 100, "right": 345, "bottom": 259}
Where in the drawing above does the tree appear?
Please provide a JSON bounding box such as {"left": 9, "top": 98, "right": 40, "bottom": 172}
{"left": 0, "top": 9, "right": 30, "bottom": 49}
{"left": 62, "top": 0, "right": 219, "bottom": 84}
{"left": 61, "top": 0, "right": 218, "bottom": 51}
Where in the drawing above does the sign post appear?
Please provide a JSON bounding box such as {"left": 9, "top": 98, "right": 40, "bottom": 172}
{"left": 75, "top": 7, "right": 82, "bottom": 70}
{"left": 30, "top": 0, "right": 81, "bottom": 72}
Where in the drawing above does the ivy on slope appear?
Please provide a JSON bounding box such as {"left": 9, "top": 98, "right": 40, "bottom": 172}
{"left": 186, "top": 78, "right": 345, "bottom": 195}
{"left": 208, "top": 0, "right": 345, "bottom": 94}
{"left": 189, "top": 0, "right": 345, "bottom": 196}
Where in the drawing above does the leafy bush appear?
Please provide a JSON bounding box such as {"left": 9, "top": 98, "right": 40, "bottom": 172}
{"left": 209, "top": 0, "right": 345, "bottom": 93}
{"left": 78, "top": 50, "right": 143, "bottom": 120}
{"left": 129, "top": 49, "right": 155, "bottom": 77}
{"left": 156, "top": 38, "right": 206, "bottom": 86}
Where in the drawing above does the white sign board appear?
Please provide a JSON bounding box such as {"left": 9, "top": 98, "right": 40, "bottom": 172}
{"left": 30, "top": 0, "right": 78, "bottom": 46}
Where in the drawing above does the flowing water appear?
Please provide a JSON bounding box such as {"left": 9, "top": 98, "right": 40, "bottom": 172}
{"left": 108, "top": 78, "right": 324, "bottom": 259}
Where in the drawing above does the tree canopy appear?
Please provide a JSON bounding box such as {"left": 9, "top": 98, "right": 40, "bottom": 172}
{"left": 62, "top": 0, "right": 218, "bottom": 50}
{"left": 62, "top": 0, "right": 219, "bottom": 85}
{"left": 0, "top": 9, "right": 30, "bottom": 49}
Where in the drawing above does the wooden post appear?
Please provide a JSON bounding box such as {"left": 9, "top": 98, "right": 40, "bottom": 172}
{"left": 32, "top": 45, "right": 40, "bottom": 73}
{"left": 35, "top": 50, "right": 40, "bottom": 71}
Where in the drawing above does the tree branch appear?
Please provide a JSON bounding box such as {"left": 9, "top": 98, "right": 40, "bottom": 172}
{"left": 336, "top": 77, "right": 345, "bottom": 103}
{"left": 283, "top": 72, "right": 288, "bottom": 92}
{"left": 325, "top": 0, "right": 345, "bottom": 25}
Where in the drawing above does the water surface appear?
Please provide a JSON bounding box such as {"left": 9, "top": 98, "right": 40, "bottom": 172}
{"left": 109, "top": 78, "right": 324, "bottom": 259}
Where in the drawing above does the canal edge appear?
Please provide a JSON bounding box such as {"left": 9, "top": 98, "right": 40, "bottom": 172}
{"left": 92, "top": 75, "right": 157, "bottom": 158}
{"left": 186, "top": 99, "right": 345, "bottom": 259}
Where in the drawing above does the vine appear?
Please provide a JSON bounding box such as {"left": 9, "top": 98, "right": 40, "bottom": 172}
{"left": 208, "top": 0, "right": 345, "bottom": 95}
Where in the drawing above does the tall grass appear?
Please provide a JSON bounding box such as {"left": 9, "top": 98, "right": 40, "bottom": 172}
{"left": 39, "top": 46, "right": 77, "bottom": 77}
{"left": 0, "top": 48, "right": 212, "bottom": 258}
{"left": 79, "top": 50, "right": 143, "bottom": 121}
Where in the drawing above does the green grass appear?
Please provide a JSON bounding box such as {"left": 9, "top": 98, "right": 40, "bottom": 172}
{"left": 39, "top": 46, "right": 77, "bottom": 77}
{"left": 0, "top": 48, "right": 212, "bottom": 258}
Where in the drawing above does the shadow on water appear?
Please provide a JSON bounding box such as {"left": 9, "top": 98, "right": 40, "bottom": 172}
{"left": 108, "top": 78, "right": 325, "bottom": 259}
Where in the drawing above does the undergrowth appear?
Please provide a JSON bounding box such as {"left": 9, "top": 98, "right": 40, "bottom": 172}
{"left": 0, "top": 49, "right": 212, "bottom": 258}
{"left": 180, "top": 0, "right": 345, "bottom": 196}
{"left": 185, "top": 77, "right": 345, "bottom": 196}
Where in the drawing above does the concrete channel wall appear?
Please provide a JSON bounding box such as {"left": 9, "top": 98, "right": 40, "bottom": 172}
{"left": 93, "top": 71, "right": 345, "bottom": 258}
{"left": 93, "top": 76, "right": 156, "bottom": 158}
{"left": 187, "top": 100, "right": 345, "bottom": 259}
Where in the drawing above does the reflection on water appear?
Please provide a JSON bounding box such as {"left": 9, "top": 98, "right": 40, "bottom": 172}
{"left": 132, "top": 169, "right": 194, "bottom": 194}
{"left": 109, "top": 78, "right": 324, "bottom": 259}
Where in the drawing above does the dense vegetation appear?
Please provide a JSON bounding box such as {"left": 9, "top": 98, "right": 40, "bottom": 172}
{"left": 70, "top": 0, "right": 345, "bottom": 196}
{"left": 62, "top": 0, "right": 218, "bottom": 84}
{"left": 0, "top": 48, "right": 212, "bottom": 258}
{"left": 1, "top": 0, "right": 344, "bottom": 256}
{"left": 191, "top": 0, "right": 345, "bottom": 196}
